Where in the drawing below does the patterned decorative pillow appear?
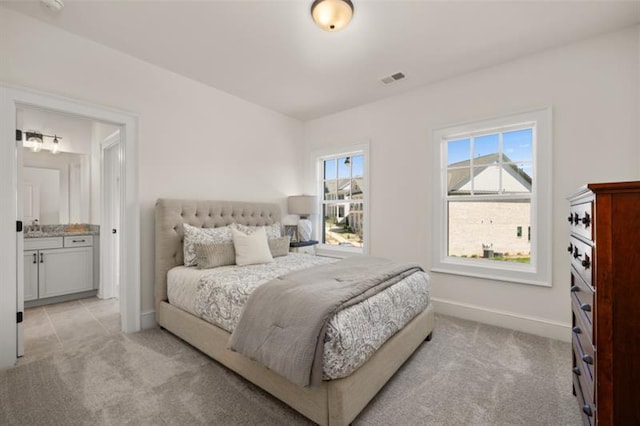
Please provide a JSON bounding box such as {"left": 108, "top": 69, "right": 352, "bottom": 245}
{"left": 231, "top": 222, "right": 281, "bottom": 239}
{"left": 195, "top": 242, "right": 236, "bottom": 269}
{"left": 182, "top": 223, "right": 233, "bottom": 267}
{"left": 268, "top": 236, "right": 291, "bottom": 258}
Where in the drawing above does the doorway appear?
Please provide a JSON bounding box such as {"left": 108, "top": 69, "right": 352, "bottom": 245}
{"left": 0, "top": 84, "right": 140, "bottom": 368}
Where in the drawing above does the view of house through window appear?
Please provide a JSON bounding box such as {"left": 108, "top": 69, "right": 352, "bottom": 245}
{"left": 321, "top": 154, "right": 364, "bottom": 249}
{"left": 446, "top": 127, "right": 533, "bottom": 263}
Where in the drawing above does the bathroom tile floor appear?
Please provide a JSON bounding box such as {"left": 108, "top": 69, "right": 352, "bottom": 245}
{"left": 21, "top": 297, "right": 120, "bottom": 362}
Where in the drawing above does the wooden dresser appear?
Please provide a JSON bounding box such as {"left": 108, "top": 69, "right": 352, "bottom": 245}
{"left": 568, "top": 181, "right": 640, "bottom": 425}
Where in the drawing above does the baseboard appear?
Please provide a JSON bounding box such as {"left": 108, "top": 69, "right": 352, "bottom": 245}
{"left": 140, "top": 310, "right": 157, "bottom": 330}
{"left": 431, "top": 297, "right": 571, "bottom": 342}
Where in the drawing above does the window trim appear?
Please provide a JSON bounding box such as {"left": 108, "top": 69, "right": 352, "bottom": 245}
{"left": 431, "top": 108, "right": 552, "bottom": 287}
{"left": 312, "top": 142, "right": 370, "bottom": 258}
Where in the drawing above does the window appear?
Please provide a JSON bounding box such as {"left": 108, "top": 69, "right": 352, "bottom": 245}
{"left": 314, "top": 143, "right": 369, "bottom": 255}
{"left": 432, "top": 108, "right": 551, "bottom": 286}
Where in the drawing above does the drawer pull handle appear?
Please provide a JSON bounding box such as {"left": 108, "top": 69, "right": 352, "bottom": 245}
{"left": 582, "top": 404, "right": 593, "bottom": 417}
{"left": 572, "top": 326, "right": 581, "bottom": 334}
{"left": 574, "top": 213, "right": 580, "bottom": 224}
{"left": 572, "top": 366, "right": 581, "bottom": 376}
{"left": 573, "top": 247, "right": 581, "bottom": 259}
{"left": 570, "top": 285, "right": 580, "bottom": 293}
{"left": 568, "top": 215, "right": 574, "bottom": 224}
{"left": 32, "top": 253, "right": 37, "bottom": 264}
{"left": 39, "top": 253, "right": 43, "bottom": 263}
{"left": 581, "top": 258, "right": 590, "bottom": 269}
{"left": 580, "top": 303, "right": 591, "bottom": 313}
{"left": 582, "top": 354, "right": 593, "bottom": 365}
{"left": 567, "top": 243, "right": 573, "bottom": 253}
{"left": 582, "top": 213, "right": 591, "bottom": 227}
{"left": 72, "top": 239, "right": 85, "bottom": 243}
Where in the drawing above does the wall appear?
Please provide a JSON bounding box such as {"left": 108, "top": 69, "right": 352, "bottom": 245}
{"left": 0, "top": 8, "right": 304, "bottom": 317}
{"left": 303, "top": 26, "right": 640, "bottom": 340}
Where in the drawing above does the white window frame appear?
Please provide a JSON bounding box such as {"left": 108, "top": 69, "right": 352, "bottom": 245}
{"left": 431, "top": 107, "right": 552, "bottom": 286}
{"left": 312, "top": 142, "right": 370, "bottom": 258}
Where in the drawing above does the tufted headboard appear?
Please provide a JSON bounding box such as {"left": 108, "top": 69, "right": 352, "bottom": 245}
{"left": 154, "top": 199, "right": 281, "bottom": 312}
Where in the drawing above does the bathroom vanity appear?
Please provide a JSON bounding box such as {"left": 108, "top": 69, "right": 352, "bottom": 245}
{"left": 24, "top": 227, "right": 100, "bottom": 307}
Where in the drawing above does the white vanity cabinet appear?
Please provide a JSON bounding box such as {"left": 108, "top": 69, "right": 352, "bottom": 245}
{"left": 24, "top": 235, "right": 96, "bottom": 304}
{"left": 24, "top": 250, "right": 39, "bottom": 302}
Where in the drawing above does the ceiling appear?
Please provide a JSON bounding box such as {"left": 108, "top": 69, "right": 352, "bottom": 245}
{"left": 3, "top": 1, "right": 640, "bottom": 121}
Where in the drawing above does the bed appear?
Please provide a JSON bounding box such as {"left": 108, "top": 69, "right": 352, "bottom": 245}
{"left": 155, "top": 199, "right": 435, "bottom": 425}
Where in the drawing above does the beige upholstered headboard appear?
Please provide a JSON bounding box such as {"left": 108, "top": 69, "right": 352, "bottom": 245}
{"left": 154, "top": 199, "right": 281, "bottom": 312}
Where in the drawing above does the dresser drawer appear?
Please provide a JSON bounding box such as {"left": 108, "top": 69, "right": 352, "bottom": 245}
{"left": 572, "top": 309, "right": 595, "bottom": 393}
{"left": 569, "top": 201, "right": 593, "bottom": 242}
{"left": 572, "top": 339, "right": 595, "bottom": 410}
{"left": 569, "top": 237, "right": 593, "bottom": 287}
{"left": 571, "top": 271, "right": 594, "bottom": 326}
{"left": 63, "top": 235, "right": 93, "bottom": 247}
{"left": 573, "top": 372, "right": 594, "bottom": 426}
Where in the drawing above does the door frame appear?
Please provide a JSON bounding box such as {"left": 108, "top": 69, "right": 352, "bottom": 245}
{"left": 0, "top": 83, "right": 140, "bottom": 368}
{"left": 100, "top": 131, "right": 121, "bottom": 300}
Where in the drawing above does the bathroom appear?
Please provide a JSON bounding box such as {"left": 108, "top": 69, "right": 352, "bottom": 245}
{"left": 18, "top": 106, "right": 122, "bottom": 358}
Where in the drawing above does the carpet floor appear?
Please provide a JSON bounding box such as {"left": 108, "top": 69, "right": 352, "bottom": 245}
{"left": 0, "top": 315, "right": 581, "bottom": 425}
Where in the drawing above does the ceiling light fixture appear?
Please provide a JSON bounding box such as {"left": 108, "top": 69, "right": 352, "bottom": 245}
{"left": 311, "top": 0, "right": 354, "bottom": 32}
{"left": 40, "top": 0, "right": 64, "bottom": 12}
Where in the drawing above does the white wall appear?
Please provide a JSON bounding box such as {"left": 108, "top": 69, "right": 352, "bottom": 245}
{"left": 303, "top": 26, "right": 640, "bottom": 340}
{"left": 0, "top": 8, "right": 304, "bottom": 315}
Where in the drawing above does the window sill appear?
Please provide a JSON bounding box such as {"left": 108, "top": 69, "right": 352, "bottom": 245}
{"left": 431, "top": 258, "right": 551, "bottom": 287}
{"left": 315, "top": 244, "right": 364, "bottom": 259}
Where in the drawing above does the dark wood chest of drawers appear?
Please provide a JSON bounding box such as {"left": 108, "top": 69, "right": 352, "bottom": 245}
{"left": 568, "top": 181, "right": 640, "bottom": 425}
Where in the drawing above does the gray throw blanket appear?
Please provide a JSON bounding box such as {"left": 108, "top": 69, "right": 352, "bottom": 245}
{"left": 228, "top": 256, "right": 423, "bottom": 387}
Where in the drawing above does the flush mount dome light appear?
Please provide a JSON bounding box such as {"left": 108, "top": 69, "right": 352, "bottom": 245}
{"left": 311, "top": 0, "right": 354, "bottom": 32}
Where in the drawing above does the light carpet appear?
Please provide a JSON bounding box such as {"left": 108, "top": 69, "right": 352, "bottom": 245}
{"left": 0, "top": 315, "right": 581, "bottom": 425}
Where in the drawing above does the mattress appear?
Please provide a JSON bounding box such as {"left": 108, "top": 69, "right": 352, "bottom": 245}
{"left": 167, "top": 253, "right": 430, "bottom": 380}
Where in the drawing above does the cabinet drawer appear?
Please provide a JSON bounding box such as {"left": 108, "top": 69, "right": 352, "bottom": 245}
{"left": 64, "top": 235, "right": 93, "bottom": 247}
{"left": 569, "top": 237, "right": 593, "bottom": 287}
{"left": 572, "top": 308, "right": 594, "bottom": 391}
{"left": 573, "top": 332, "right": 595, "bottom": 394}
{"left": 573, "top": 372, "right": 594, "bottom": 426}
{"left": 569, "top": 202, "right": 594, "bottom": 241}
{"left": 571, "top": 271, "right": 594, "bottom": 326}
{"left": 24, "top": 237, "right": 63, "bottom": 250}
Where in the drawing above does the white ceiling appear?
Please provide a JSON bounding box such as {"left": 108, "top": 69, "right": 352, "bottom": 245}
{"left": 4, "top": 1, "right": 640, "bottom": 121}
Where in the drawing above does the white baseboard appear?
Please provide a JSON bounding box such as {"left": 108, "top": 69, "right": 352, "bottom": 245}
{"left": 431, "top": 297, "right": 571, "bottom": 342}
{"left": 140, "top": 310, "right": 157, "bottom": 330}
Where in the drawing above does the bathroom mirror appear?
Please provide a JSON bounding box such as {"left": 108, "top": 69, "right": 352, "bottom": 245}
{"left": 22, "top": 148, "right": 90, "bottom": 225}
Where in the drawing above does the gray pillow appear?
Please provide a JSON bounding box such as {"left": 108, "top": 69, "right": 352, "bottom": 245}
{"left": 195, "top": 242, "right": 236, "bottom": 269}
{"left": 268, "top": 236, "right": 291, "bottom": 258}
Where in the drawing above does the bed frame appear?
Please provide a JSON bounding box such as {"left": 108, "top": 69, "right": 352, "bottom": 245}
{"left": 155, "top": 199, "right": 435, "bottom": 426}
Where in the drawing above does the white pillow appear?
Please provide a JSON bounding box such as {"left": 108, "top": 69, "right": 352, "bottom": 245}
{"left": 232, "top": 226, "right": 274, "bottom": 266}
{"left": 183, "top": 223, "right": 233, "bottom": 267}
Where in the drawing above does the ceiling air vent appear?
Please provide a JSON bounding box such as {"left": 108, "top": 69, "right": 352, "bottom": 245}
{"left": 380, "top": 72, "right": 406, "bottom": 85}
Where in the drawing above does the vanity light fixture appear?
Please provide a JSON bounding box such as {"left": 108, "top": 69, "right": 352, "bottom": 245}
{"left": 51, "top": 135, "right": 60, "bottom": 154}
{"left": 22, "top": 131, "right": 63, "bottom": 154}
{"left": 26, "top": 132, "right": 44, "bottom": 153}
{"left": 311, "top": 0, "right": 354, "bottom": 32}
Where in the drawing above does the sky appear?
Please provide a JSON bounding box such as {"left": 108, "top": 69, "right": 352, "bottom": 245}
{"left": 447, "top": 128, "right": 532, "bottom": 166}
{"left": 324, "top": 155, "right": 364, "bottom": 180}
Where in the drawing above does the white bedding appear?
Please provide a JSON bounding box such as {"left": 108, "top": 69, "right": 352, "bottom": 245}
{"left": 167, "top": 253, "right": 430, "bottom": 380}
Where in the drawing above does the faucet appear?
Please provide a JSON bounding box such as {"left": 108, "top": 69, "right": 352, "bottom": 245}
{"left": 31, "top": 219, "right": 40, "bottom": 233}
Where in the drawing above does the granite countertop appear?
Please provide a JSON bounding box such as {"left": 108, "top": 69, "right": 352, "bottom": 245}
{"left": 24, "top": 224, "right": 100, "bottom": 239}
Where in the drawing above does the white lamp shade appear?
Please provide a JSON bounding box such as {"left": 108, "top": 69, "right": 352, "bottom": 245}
{"left": 288, "top": 195, "right": 316, "bottom": 217}
{"left": 311, "top": 0, "right": 353, "bottom": 32}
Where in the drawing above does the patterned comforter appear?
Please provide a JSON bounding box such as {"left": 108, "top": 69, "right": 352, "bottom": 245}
{"left": 190, "top": 253, "right": 430, "bottom": 380}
